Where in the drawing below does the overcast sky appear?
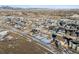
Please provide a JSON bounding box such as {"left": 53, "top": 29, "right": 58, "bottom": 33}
{"left": 0, "top": 5, "right": 79, "bottom": 9}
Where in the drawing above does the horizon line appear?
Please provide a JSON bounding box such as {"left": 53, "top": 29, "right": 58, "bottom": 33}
{"left": 0, "top": 5, "right": 79, "bottom": 9}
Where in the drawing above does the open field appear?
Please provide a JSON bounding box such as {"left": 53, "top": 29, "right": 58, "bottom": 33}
{"left": 0, "top": 32, "right": 52, "bottom": 54}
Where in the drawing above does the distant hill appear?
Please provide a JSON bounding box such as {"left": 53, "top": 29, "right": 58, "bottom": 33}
{"left": 0, "top": 6, "right": 23, "bottom": 10}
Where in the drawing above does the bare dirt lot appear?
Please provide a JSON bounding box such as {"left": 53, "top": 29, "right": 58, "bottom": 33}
{"left": 0, "top": 32, "right": 51, "bottom": 54}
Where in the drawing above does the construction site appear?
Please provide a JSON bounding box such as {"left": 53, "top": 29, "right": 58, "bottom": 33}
{"left": 0, "top": 6, "right": 79, "bottom": 54}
